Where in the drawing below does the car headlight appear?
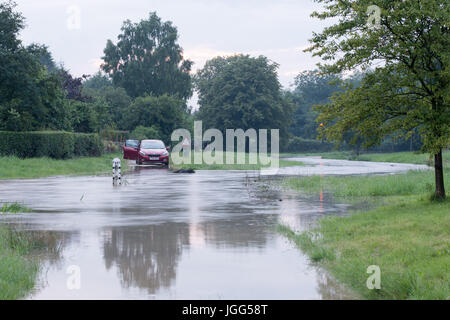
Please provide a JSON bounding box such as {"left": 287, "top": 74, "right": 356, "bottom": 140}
{"left": 139, "top": 151, "right": 146, "bottom": 156}
{"left": 162, "top": 151, "right": 169, "bottom": 156}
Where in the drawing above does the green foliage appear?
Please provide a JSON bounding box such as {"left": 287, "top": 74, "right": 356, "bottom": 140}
{"left": 171, "top": 151, "right": 304, "bottom": 170}
{"left": 289, "top": 70, "right": 344, "bottom": 139}
{"left": 280, "top": 198, "right": 450, "bottom": 299}
{"left": 1, "top": 202, "right": 31, "bottom": 213}
{"left": 284, "top": 136, "right": 334, "bottom": 153}
{"left": 195, "top": 55, "right": 294, "bottom": 141}
{"left": 130, "top": 125, "right": 160, "bottom": 141}
{"left": 0, "top": 226, "right": 39, "bottom": 300}
{"left": 307, "top": 0, "right": 449, "bottom": 197}
{"left": 83, "top": 72, "right": 112, "bottom": 90}
{"left": 125, "top": 94, "right": 186, "bottom": 144}
{"left": 283, "top": 168, "right": 450, "bottom": 198}
{"left": 73, "top": 133, "right": 103, "bottom": 157}
{"left": 83, "top": 85, "right": 132, "bottom": 130}
{"left": 0, "top": 2, "right": 71, "bottom": 132}
{"left": 101, "top": 12, "right": 193, "bottom": 100}
{"left": 0, "top": 131, "right": 103, "bottom": 159}
{"left": 0, "top": 152, "right": 125, "bottom": 179}
{"left": 99, "top": 129, "right": 129, "bottom": 142}
{"left": 26, "top": 43, "right": 58, "bottom": 73}
{"left": 0, "top": 1, "right": 23, "bottom": 52}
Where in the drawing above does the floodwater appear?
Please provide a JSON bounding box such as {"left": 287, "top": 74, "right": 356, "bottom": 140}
{"left": 0, "top": 158, "right": 429, "bottom": 300}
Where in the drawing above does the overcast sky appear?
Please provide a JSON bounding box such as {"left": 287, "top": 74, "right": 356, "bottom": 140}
{"left": 15, "top": 0, "right": 330, "bottom": 106}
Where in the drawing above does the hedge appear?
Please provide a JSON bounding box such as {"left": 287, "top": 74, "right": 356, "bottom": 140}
{"left": 0, "top": 131, "right": 103, "bottom": 159}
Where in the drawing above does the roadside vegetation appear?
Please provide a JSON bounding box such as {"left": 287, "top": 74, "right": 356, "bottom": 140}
{"left": 1, "top": 202, "right": 31, "bottom": 213}
{"left": 280, "top": 151, "right": 450, "bottom": 299}
{"left": 0, "top": 153, "right": 125, "bottom": 180}
{"left": 170, "top": 152, "right": 304, "bottom": 170}
{"left": 0, "top": 227, "right": 40, "bottom": 299}
{"left": 278, "top": 197, "right": 449, "bottom": 299}
{"left": 281, "top": 150, "right": 450, "bottom": 167}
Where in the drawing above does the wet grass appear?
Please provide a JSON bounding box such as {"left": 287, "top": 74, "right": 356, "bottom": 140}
{"left": 281, "top": 150, "right": 450, "bottom": 167}
{"left": 1, "top": 202, "right": 31, "bottom": 214}
{"left": 279, "top": 197, "right": 450, "bottom": 299}
{"left": 170, "top": 151, "right": 304, "bottom": 170}
{"left": 278, "top": 151, "right": 450, "bottom": 299}
{"left": 0, "top": 153, "right": 126, "bottom": 180}
{"left": 282, "top": 169, "right": 448, "bottom": 198}
{"left": 0, "top": 227, "right": 40, "bottom": 300}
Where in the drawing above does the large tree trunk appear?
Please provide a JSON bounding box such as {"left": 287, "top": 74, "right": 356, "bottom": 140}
{"left": 434, "top": 149, "right": 446, "bottom": 199}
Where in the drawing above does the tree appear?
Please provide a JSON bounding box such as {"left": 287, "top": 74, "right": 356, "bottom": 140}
{"left": 0, "top": 0, "right": 22, "bottom": 52}
{"left": 58, "top": 69, "right": 90, "bottom": 102}
{"left": 130, "top": 125, "right": 160, "bottom": 141}
{"left": 124, "top": 94, "right": 186, "bottom": 143}
{"left": 101, "top": 12, "right": 193, "bottom": 100}
{"left": 307, "top": 0, "right": 449, "bottom": 199}
{"left": 290, "top": 70, "right": 342, "bottom": 139}
{"left": 84, "top": 85, "right": 132, "bottom": 130}
{"left": 26, "top": 43, "right": 58, "bottom": 73}
{"left": 83, "top": 72, "right": 112, "bottom": 91}
{"left": 195, "top": 55, "right": 294, "bottom": 141}
{"left": 0, "top": 1, "right": 71, "bottom": 132}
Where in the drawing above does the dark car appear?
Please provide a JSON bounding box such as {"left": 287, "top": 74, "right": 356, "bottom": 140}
{"left": 123, "top": 139, "right": 170, "bottom": 166}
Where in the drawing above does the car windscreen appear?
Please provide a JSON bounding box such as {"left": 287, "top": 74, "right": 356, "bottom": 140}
{"left": 141, "top": 141, "right": 165, "bottom": 149}
{"left": 125, "top": 140, "right": 139, "bottom": 148}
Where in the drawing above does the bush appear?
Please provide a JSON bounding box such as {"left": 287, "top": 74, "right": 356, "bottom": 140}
{"left": 73, "top": 133, "right": 103, "bottom": 157}
{"left": 129, "top": 125, "right": 160, "bottom": 141}
{"left": 0, "top": 131, "right": 103, "bottom": 159}
{"left": 102, "top": 140, "right": 121, "bottom": 154}
{"left": 284, "top": 137, "right": 334, "bottom": 153}
{"left": 99, "top": 129, "right": 129, "bottom": 143}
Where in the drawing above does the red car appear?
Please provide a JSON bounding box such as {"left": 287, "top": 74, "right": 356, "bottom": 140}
{"left": 123, "top": 139, "right": 170, "bottom": 166}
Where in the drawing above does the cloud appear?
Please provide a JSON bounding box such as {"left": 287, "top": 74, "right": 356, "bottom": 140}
{"left": 183, "top": 46, "right": 237, "bottom": 71}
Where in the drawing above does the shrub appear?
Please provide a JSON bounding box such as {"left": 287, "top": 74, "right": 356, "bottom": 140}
{"left": 0, "top": 131, "right": 103, "bottom": 159}
{"left": 73, "top": 133, "right": 103, "bottom": 157}
{"left": 102, "top": 140, "right": 121, "bottom": 154}
{"left": 130, "top": 125, "right": 160, "bottom": 141}
{"left": 99, "top": 129, "right": 129, "bottom": 143}
{"left": 284, "top": 136, "right": 334, "bottom": 153}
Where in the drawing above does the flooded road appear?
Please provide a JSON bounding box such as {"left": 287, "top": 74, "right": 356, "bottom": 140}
{"left": 0, "top": 158, "right": 429, "bottom": 299}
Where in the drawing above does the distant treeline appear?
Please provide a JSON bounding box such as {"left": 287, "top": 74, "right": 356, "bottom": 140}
{"left": 1, "top": 2, "right": 421, "bottom": 157}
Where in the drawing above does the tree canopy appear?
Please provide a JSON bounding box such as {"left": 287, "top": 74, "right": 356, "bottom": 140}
{"left": 195, "top": 54, "right": 294, "bottom": 140}
{"left": 101, "top": 12, "right": 193, "bottom": 100}
{"left": 289, "top": 70, "right": 343, "bottom": 139}
{"left": 307, "top": 0, "right": 449, "bottom": 198}
{"left": 0, "top": 1, "right": 70, "bottom": 131}
{"left": 124, "top": 94, "right": 186, "bottom": 144}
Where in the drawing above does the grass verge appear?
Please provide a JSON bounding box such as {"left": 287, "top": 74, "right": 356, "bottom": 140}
{"left": 282, "top": 169, "right": 449, "bottom": 198}
{"left": 1, "top": 203, "right": 31, "bottom": 213}
{"left": 0, "top": 227, "right": 40, "bottom": 299}
{"left": 278, "top": 197, "right": 450, "bottom": 299}
{"left": 170, "top": 151, "right": 304, "bottom": 170}
{"left": 0, "top": 153, "right": 126, "bottom": 180}
{"left": 281, "top": 150, "right": 449, "bottom": 167}
{"left": 279, "top": 151, "right": 450, "bottom": 299}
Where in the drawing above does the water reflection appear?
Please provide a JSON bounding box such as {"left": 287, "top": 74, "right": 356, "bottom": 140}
{"left": 102, "top": 224, "right": 189, "bottom": 294}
